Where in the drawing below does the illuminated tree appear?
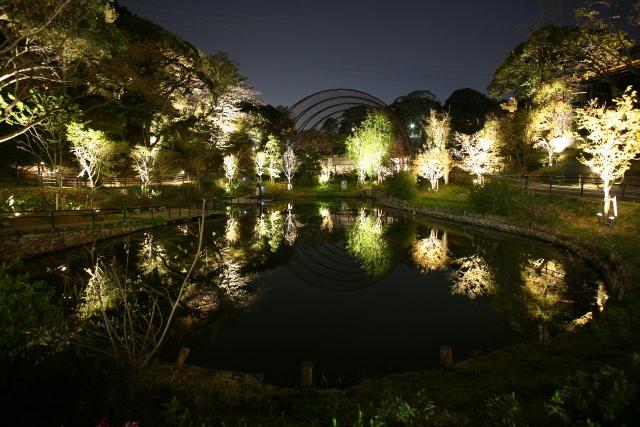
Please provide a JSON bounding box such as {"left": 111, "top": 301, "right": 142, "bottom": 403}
{"left": 265, "top": 135, "right": 281, "bottom": 182}
{"left": 530, "top": 81, "right": 574, "bottom": 166}
{"left": 254, "top": 150, "right": 267, "bottom": 181}
{"left": 451, "top": 254, "right": 495, "bottom": 299}
{"left": 412, "top": 229, "right": 448, "bottom": 272}
{"left": 574, "top": 87, "right": 640, "bottom": 217}
{"left": 67, "top": 122, "right": 119, "bottom": 190}
{"left": 130, "top": 143, "right": 160, "bottom": 196}
{"left": 281, "top": 146, "right": 299, "bottom": 190}
{"left": 413, "top": 148, "right": 447, "bottom": 191}
{"left": 346, "top": 209, "right": 392, "bottom": 277}
{"left": 423, "top": 109, "right": 452, "bottom": 184}
{"left": 319, "top": 157, "right": 332, "bottom": 185}
{"left": 453, "top": 119, "right": 501, "bottom": 185}
{"left": 0, "top": 0, "right": 116, "bottom": 143}
{"left": 223, "top": 154, "right": 238, "bottom": 192}
{"left": 345, "top": 111, "right": 394, "bottom": 184}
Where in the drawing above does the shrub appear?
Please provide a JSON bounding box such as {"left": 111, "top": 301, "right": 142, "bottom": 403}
{"left": 545, "top": 354, "right": 640, "bottom": 425}
{"left": 0, "top": 264, "right": 66, "bottom": 362}
{"left": 468, "top": 180, "right": 524, "bottom": 215}
{"left": 264, "top": 181, "right": 287, "bottom": 197}
{"left": 384, "top": 171, "right": 417, "bottom": 200}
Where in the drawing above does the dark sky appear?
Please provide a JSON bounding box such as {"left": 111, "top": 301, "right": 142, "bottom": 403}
{"left": 117, "top": 0, "right": 580, "bottom": 106}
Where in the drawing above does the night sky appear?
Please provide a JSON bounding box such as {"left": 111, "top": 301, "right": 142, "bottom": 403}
{"left": 117, "top": 0, "right": 581, "bottom": 106}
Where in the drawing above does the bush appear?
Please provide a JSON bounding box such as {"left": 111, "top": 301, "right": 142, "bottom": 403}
{"left": 545, "top": 354, "right": 640, "bottom": 425}
{"left": 468, "top": 180, "right": 525, "bottom": 215}
{"left": 0, "top": 264, "right": 66, "bottom": 362}
{"left": 264, "top": 181, "right": 287, "bottom": 197}
{"left": 384, "top": 171, "right": 417, "bottom": 200}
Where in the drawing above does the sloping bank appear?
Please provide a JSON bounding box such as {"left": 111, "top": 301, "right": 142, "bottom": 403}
{"left": 374, "top": 193, "right": 627, "bottom": 297}
{"left": 0, "top": 224, "right": 157, "bottom": 262}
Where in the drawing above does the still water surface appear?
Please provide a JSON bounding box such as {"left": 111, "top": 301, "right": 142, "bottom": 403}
{"left": 32, "top": 201, "right": 603, "bottom": 385}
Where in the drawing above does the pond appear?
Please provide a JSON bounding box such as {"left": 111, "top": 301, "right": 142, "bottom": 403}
{"left": 31, "top": 201, "right": 606, "bottom": 386}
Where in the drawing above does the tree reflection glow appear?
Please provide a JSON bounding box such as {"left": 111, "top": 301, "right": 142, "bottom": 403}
{"left": 451, "top": 254, "right": 495, "bottom": 299}
{"left": 346, "top": 209, "right": 392, "bottom": 277}
{"left": 412, "top": 229, "right": 448, "bottom": 272}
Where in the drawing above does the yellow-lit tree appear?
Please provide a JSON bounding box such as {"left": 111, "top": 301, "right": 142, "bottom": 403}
{"left": 346, "top": 111, "right": 394, "bottom": 184}
{"left": 412, "top": 229, "right": 448, "bottom": 272}
{"left": 575, "top": 87, "right": 640, "bottom": 216}
{"left": 530, "top": 81, "right": 574, "bottom": 166}
{"left": 413, "top": 148, "right": 447, "bottom": 191}
{"left": 423, "top": 109, "right": 452, "bottom": 183}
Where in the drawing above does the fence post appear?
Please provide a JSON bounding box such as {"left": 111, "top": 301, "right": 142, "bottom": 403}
{"left": 50, "top": 211, "right": 55, "bottom": 231}
{"left": 549, "top": 176, "right": 553, "bottom": 193}
{"left": 151, "top": 207, "right": 154, "bottom": 222}
{"left": 123, "top": 209, "right": 127, "bottom": 225}
{"left": 579, "top": 175, "right": 584, "bottom": 196}
{"left": 178, "top": 206, "right": 181, "bottom": 218}
{"left": 188, "top": 206, "right": 191, "bottom": 217}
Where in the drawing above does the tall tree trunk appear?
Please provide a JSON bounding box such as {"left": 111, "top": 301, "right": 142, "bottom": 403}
{"left": 603, "top": 181, "right": 611, "bottom": 217}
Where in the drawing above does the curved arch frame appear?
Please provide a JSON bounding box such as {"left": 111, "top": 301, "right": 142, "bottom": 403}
{"left": 288, "top": 89, "right": 412, "bottom": 154}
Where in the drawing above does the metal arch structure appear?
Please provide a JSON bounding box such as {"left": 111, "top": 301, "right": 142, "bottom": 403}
{"left": 288, "top": 88, "right": 412, "bottom": 155}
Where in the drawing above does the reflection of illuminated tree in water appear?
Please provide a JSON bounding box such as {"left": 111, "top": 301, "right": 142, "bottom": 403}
{"left": 79, "top": 260, "right": 119, "bottom": 318}
{"left": 412, "top": 229, "right": 448, "bottom": 272}
{"left": 451, "top": 254, "right": 495, "bottom": 299}
{"left": 346, "top": 209, "right": 391, "bottom": 277}
{"left": 138, "top": 233, "right": 169, "bottom": 277}
{"left": 253, "top": 211, "right": 284, "bottom": 252}
{"left": 521, "top": 257, "right": 567, "bottom": 321}
{"left": 319, "top": 205, "right": 333, "bottom": 232}
{"left": 284, "top": 204, "right": 298, "bottom": 246}
{"left": 225, "top": 217, "right": 239, "bottom": 244}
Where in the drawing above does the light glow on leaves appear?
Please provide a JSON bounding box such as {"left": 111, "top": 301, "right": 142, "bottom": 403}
{"left": 453, "top": 119, "right": 501, "bottom": 185}
{"left": 281, "top": 146, "right": 299, "bottom": 191}
{"left": 521, "top": 257, "right": 567, "bottom": 321}
{"left": 575, "top": 87, "right": 640, "bottom": 216}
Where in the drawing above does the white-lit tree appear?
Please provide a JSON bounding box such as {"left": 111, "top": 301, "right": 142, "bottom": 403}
{"left": 413, "top": 148, "right": 447, "bottom": 191}
{"left": 281, "top": 146, "right": 299, "bottom": 190}
{"left": 575, "top": 87, "right": 640, "bottom": 217}
{"left": 345, "top": 111, "right": 394, "bottom": 184}
{"left": 130, "top": 143, "right": 160, "bottom": 196}
{"left": 530, "top": 81, "right": 574, "bottom": 166}
{"left": 67, "top": 122, "right": 118, "bottom": 190}
{"left": 453, "top": 119, "right": 501, "bottom": 185}
{"left": 423, "top": 109, "right": 452, "bottom": 184}
{"left": 254, "top": 150, "right": 267, "bottom": 182}
{"left": 265, "top": 135, "right": 281, "bottom": 183}
{"left": 223, "top": 154, "right": 238, "bottom": 192}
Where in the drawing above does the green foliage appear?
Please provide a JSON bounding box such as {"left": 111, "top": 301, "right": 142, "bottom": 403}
{"left": 346, "top": 111, "right": 394, "bottom": 182}
{"left": 160, "top": 396, "right": 212, "bottom": 427}
{"left": 545, "top": 355, "right": 640, "bottom": 426}
{"left": 468, "top": 180, "right": 525, "bottom": 215}
{"left": 384, "top": 171, "right": 417, "bottom": 200}
{"left": 264, "top": 181, "right": 287, "bottom": 197}
{"left": 0, "top": 264, "right": 66, "bottom": 361}
{"left": 486, "top": 392, "right": 522, "bottom": 427}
